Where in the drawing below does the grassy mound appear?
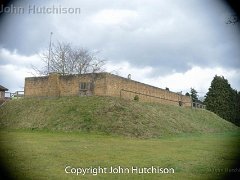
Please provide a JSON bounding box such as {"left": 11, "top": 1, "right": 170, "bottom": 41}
{"left": 0, "top": 96, "right": 238, "bottom": 137}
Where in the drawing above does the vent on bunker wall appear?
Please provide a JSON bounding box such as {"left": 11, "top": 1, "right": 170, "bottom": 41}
{"left": 79, "top": 82, "right": 93, "bottom": 96}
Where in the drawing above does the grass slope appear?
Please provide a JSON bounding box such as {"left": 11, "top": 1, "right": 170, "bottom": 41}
{"left": 0, "top": 96, "right": 238, "bottom": 137}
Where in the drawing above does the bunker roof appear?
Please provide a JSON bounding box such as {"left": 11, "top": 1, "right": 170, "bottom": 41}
{"left": 0, "top": 85, "right": 8, "bottom": 91}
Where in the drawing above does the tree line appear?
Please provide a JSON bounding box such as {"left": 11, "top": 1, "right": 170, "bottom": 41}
{"left": 186, "top": 76, "right": 240, "bottom": 126}
{"left": 204, "top": 75, "right": 240, "bottom": 126}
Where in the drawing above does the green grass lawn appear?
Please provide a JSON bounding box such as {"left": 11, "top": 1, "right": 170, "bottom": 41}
{"left": 0, "top": 130, "right": 239, "bottom": 180}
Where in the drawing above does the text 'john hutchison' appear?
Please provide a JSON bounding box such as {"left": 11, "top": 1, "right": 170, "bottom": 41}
{"left": 65, "top": 166, "right": 175, "bottom": 175}
{"left": 0, "top": 4, "right": 81, "bottom": 14}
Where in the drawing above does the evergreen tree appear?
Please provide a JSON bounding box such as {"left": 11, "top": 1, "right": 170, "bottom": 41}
{"left": 204, "top": 75, "right": 236, "bottom": 123}
{"left": 237, "top": 92, "right": 240, "bottom": 125}
{"left": 185, "top": 92, "right": 190, "bottom": 96}
{"left": 190, "top": 88, "right": 198, "bottom": 102}
{"left": 233, "top": 90, "right": 240, "bottom": 126}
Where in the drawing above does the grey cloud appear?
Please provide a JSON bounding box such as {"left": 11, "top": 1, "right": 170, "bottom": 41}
{"left": 0, "top": 0, "right": 239, "bottom": 75}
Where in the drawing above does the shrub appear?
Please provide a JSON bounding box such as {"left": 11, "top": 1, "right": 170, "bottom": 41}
{"left": 134, "top": 95, "right": 139, "bottom": 101}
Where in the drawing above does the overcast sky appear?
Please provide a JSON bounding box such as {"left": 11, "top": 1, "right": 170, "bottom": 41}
{"left": 0, "top": 0, "right": 239, "bottom": 97}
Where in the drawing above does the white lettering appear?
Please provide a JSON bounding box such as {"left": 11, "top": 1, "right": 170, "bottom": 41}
{"left": 65, "top": 166, "right": 71, "bottom": 173}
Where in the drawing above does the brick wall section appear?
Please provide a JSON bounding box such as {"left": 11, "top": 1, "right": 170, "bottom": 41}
{"left": 24, "top": 72, "right": 192, "bottom": 107}
{"left": 24, "top": 73, "right": 107, "bottom": 97}
{"left": 48, "top": 73, "right": 60, "bottom": 97}
{"left": 105, "top": 73, "right": 192, "bottom": 107}
{"left": 24, "top": 76, "right": 49, "bottom": 97}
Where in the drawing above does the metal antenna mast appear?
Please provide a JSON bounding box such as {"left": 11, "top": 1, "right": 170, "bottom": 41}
{"left": 48, "top": 32, "right": 53, "bottom": 74}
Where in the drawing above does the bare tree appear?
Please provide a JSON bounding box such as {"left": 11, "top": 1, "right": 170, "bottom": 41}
{"left": 70, "top": 48, "right": 106, "bottom": 75}
{"left": 50, "top": 42, "right": 72, "bottom": 75}
{"left": 32, "top": 41, "right": 106, "bottom": 76}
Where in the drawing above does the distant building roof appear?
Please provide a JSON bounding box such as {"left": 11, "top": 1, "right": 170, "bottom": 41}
{"left": 193, "top": 99, "right": 204, "bottom": 104}
{"left": 0, "top": 85, "right": 8, "bottom": 91}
